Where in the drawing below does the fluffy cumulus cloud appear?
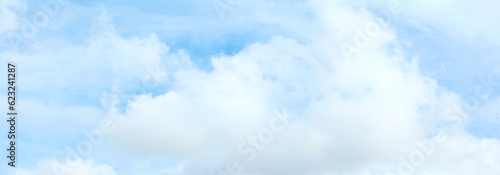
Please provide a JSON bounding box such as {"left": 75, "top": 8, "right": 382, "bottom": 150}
{"left": 2, "top": 0, "right": 500, "bottom": 175}
{"left": 100, "top": 1, "right": 500, "bottom": 175}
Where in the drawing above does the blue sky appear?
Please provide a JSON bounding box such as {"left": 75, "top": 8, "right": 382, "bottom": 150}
{"left": 1, "top": 0, "right": 500, "bottom": 174}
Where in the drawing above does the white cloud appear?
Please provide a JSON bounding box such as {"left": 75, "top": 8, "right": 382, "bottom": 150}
{"left": 0, "top": 0, "right": 25, "bottom": 36}
{"left": 3, "top": 0, "right": 500, "bottom": 175}
{"left": 97, "top": 1, "right": 500, "bottom": 174}
{"left": 11, "top": 159, "right": 116, "bottom": 175}
{"left": 405, "top": 0, "right": 500, "bottom": 44}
